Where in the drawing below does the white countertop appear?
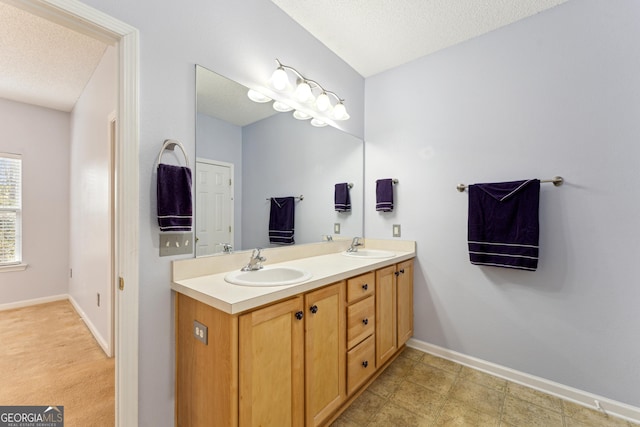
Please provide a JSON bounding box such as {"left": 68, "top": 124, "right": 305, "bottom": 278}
{"left": 171, "top": 248, "right": 415, "bottom": 315}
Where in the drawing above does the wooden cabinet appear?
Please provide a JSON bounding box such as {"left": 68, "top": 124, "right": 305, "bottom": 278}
{"left": 375, "top": 260, "right": 414, "bottom": 367}
{"left": 396, "top": 259, "right": 414, "bottom": 347}
{"left": 304, "top": 282, "right": 345, "bottom": 427}
{"left": 238, "top": 296, "right": 305, "bottom": 427}
{"left": 175, "top": 258, "right": 413, "bottom": 427}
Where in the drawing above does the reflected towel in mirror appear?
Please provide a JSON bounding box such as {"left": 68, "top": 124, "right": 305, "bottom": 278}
{"left": 269, "top": 197, "right": 295, "bottom": 245}
{"left": 334, "top": 183, "right": 351, "bottom": 212}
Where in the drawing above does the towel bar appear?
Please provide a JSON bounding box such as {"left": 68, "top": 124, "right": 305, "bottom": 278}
{"left": 456, "top": 176, "right": 563, "bottom": 192}
{"left": 266, "top": 195, "right": 304, "bottom": 201}
{"left": 157, "top": 139, "right": 189, "bottom": 169}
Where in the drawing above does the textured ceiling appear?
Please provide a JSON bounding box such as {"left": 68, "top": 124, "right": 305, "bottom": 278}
{"left": 0, "top": 1, "right": 107, "bottom": 112}
{"left": 270, "top": 0, "right": 569, "bottom": 77}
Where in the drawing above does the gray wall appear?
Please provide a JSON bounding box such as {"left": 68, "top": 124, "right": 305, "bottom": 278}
{"left": 0, "top": 99, "right": 70, "bottom": 305}
{"left": 79, "top": 0, "right": 364, "bottom": 425}
{"left": 364, "top": 0, "right": 640, "bottom": 407}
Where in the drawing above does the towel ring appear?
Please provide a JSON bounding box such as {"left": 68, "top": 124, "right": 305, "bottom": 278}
{"left": 157, "top": 139, "right": 190, "bottom": 169}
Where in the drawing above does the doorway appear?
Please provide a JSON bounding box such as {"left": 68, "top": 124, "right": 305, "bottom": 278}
{"left": 2, "top": 1, "right": 140, "bottom": 425}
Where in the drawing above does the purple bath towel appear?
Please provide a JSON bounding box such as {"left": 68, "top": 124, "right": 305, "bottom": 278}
{"left": 468, "top": 179, "right": 540, "bottom": 271}
{"left": 269, "top": 197, "right": 295, "bottom": 245}
{"left": 157, "top": 164, "right": 193, "bottom": 231}
{"left": 376, "top": 179, "right": 394, "bottom": 212}
{"left": 334, "top": 183, "right": 351, "bottom": 212}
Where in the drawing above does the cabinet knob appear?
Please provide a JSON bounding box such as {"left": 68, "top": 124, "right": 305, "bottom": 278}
{"left": 295, "top": 311, "right": 304, "bottom": 320}
{"left": 394, "top": 271, "right": 400, "bottom": 277}
{"left": 310, "top": 305, "right": 318, "bottom": 314}
{"left": 362, "top": 283, "right": 368, "bottom": 291}
{"left": 362, "top": 361, "right": 369, "bottom": 368}
{"left": 399, "top": 268, "right": 405, "bottom": 274}
{"left": 362, "top": 318, "right": 369, "bottom": 325}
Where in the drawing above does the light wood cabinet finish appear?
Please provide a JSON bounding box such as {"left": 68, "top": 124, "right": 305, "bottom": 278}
{"left": 239, "top": 296, "right": 305, "bottom": 427}
{"left": 346, "top": 271, "right": 375, "bottom": 303}
{"left": 397, "top": 259, "right": 414, "bottom": 347}
{"left": 375, "top": 265, "right": 398, "bottom": 367}
{"left": 346, "top": 296, "right": 375, "bottom": 350}
{"left": 304, "top": 282, "right": 346, "bottom": 427}
{"left": 175, "top": 258, "right": 414, "bottom": 427}
{"left": 346, "top": 335, "right": 376, "bottom": 395}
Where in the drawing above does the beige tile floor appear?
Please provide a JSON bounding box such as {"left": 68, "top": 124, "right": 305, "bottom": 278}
{"left": 332, "top": 347, "right": 638, "bottom": 427}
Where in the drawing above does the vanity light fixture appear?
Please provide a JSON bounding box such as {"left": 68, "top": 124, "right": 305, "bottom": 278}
{"left": 248, "top": 58, "right": 350, "bottom": 127}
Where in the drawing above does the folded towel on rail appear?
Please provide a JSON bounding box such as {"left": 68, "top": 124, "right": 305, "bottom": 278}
{"left": 334, "top": 183, "right": 351, "bottom": 212}
{"left": 467, "top": 179, "right": 540, "bottom": 271}
{"left": 157, "top": 164, "right": 193, "bottom": 231}
{"left": 269, "top": 197, "right": 295, "bottom": 245}
{"left": 376, "top": 179, "right": 394, "bottom": 212}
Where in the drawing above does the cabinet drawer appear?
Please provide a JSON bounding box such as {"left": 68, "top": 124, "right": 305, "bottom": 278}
{"left": 346, "top": 296, "right": 374, "bottom": 349}
{"left": 346, "top": 272, "right": 375, "bottom": 303}
{"left": 347, "top": 335, "right": 376, "bottom": 395}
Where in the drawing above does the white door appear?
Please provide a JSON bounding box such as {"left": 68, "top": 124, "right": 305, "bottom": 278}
{"left": 196, "top": 160, "right": 233, "bottom": 256}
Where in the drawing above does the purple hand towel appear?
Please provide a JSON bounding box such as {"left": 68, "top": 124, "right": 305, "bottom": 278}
{"left": 334, "top": 183, "right": 351, "bottom": 212}
{"left": 468, "top": 179, "right": 540, "bottom": 271}
{"left": 269, "top": 197, "right": 295, "bottom": 245}
{"left": 157, "top": 164, "right": 193, "bottom": 231}
{"left": 376, "top": 179, "right": 394, "bottom": 212}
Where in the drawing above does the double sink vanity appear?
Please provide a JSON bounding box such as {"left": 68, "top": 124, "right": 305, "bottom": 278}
{"left": 171, "top": 238, "right": 415, "bottom": 426}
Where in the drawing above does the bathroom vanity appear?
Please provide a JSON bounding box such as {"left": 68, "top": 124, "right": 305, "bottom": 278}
{"left": 171, "top": 239, "right": 415, "bottom": 427}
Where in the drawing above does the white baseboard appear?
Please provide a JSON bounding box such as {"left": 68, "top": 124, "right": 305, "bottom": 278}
{"left": 0, "top": 294, "right": 68, "bottom": 311}
{"left": 68, "top": 295, "right": 111, "bottom": 357}
{"left": 407, "top": 338, "right": 640, "bottom": 424}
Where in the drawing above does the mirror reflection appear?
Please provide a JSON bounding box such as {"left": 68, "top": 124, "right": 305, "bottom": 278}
{"left": 195, "top": 65, "right": 363, "bottom": 256}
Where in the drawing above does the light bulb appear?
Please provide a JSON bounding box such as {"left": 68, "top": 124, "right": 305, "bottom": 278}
{"left": 271, "top": 67, "right": 288, "bottom": 91}
{"left": 316, "top": 92, "right": 330, "bottom": 111}
{"left": 293, "top": 110, "right": 311, "bottom": 120}
{"left": 247, "top": 89, "right": 272, "bottom": 103}
{"left": 273, "top": 101, "right": 293, "bottom": 112}
{"left": 332, "top": 102, "right": 349, "bottom": 120}
{"left": 294, "top": 80, "right": 312, "bottom": 103}
{"left": 310, "top": 118, "right": 327, "bottom": 127}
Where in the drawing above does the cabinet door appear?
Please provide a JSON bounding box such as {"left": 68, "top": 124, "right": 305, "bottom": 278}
{"left": 239, "top": 296, "right": 304, "bottom": 427}
{"left": 375, "top": 265, "right": 397, "bottom": 367}
{"left": 305, "top": 282, "right": 346, "bottom": 427}
{"left": 396, "top": 259, "right": 414, "bottom": 347}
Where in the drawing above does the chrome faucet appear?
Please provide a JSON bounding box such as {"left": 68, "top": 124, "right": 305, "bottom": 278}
{"left": 241, "top": 248, "right": 266, "bottom": 271}
{"left": 217, "top": 243, "right": 233, "bottom": 254}
{"left": 347, "top": 237, "right": 363, "bottom": 252}
{"left": 322, "top": 234, "right": 333, "bottom": 242}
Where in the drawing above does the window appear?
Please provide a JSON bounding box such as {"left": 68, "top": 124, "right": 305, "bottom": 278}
{"left": 0, "top": 153, "right": 22, "bottom": 265}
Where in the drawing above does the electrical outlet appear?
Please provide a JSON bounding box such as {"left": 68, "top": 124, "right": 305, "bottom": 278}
{"left": 193, "top": 320, "right": 208, "bottom": 345}
{"left": 393, "top": 224, "right": 401, "bottom": 237}
{"left": 97, "top": 292, "right": 101, "bottom": 307}
{"left": 334, "top": 223, "right": 341, "bottom": 234}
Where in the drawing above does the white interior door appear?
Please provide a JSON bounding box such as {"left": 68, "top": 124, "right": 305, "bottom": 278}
{"left": 196, "top": 159, "right": 233, "bottom": 256}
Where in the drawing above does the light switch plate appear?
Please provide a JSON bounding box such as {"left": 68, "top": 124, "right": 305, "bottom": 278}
{"left": 393, "top": 224, "right": 401, "bottom": 237}
{"left": 334, "top": 223, "right": 341, "bottom": 234}
{"left": 159, "top": 232, "right": 193, "bottom": 256}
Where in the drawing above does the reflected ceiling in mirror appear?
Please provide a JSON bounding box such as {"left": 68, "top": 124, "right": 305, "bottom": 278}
{"left": 195, "top": 65, "right": 363, "bottom": 257}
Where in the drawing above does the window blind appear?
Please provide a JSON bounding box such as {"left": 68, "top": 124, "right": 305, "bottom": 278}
{"left": 0, "top": 153, "right": 22, "bottom": 264}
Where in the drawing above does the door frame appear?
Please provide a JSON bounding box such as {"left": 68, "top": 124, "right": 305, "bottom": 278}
{"left": 6, "top": 0, "right": 140, "bottom": 425}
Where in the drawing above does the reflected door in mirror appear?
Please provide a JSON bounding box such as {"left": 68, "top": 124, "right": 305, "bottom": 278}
{"left": 196, "top": 160, "right": 233, "bottom": 256}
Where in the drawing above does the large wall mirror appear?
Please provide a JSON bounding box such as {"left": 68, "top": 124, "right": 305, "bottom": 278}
{"left": 195, "top": 65, "right": 363, "bottom": 256}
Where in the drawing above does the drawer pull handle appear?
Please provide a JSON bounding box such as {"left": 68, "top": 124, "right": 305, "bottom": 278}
{"left": 362, "top": 284, "right": 368, "bottom": 291}
{"left": 295, "top": 311, "right": 304, "bottom": 320}
{"left": 362, "top": 318, "right": 369, "bottom": 325}
{"left": 310, "top": 305, "right": 318, "bottom": 314}
{"left": 362, "top": 361, "right": 369, "bottom": 368}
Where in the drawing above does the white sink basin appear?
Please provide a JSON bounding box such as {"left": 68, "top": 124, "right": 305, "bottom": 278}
{"left": 224, "top": 266, "right": 312, "bottom": 287}
{"left": 342, "top": 249, "right": 396, "bottom": 259}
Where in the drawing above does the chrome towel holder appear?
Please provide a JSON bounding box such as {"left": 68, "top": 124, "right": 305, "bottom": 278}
{"left": 157, "top": 139, "right": 190, "bottom": 169}
{"left": 456, "top": 176, "right": 563, "bottom": 192}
